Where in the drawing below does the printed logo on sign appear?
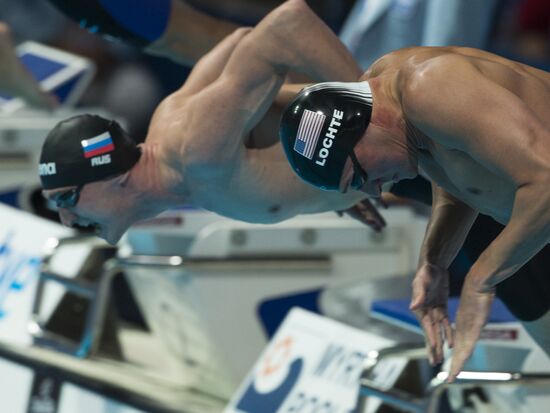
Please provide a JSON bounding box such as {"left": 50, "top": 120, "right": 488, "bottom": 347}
{"left": 294, "top": 110, "right": 326, "bottom": 159}
{"left": 81, "top": 131, "right": 115, "bottom": 159}
{"left": 91, "top": 154, "right": 111, "bottom": 167}
{"left": 235, "top": 336, "right": 304, "bottom": 413}
{"left": 39, "top": 163, "right": 56, "bottom": 176}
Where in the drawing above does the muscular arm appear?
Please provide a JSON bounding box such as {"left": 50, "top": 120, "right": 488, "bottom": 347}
{"left": 48, "top": 0, "right": 237, "bottom": 66}
{"left": 404, "top": 54, "right": 550, "bottom": 378}
{"left": 178, "top": 0, "right": 366, "bottom": 217}
{"left": 419, "top": 183, "right": 478, "bottom": 269}
{"left": 146, "top": 0, "right": 237, "bottom": 66}
{"left": 179, "top": 27, "right": 252, "bottom": 95}
{"left": 410, "top": 181, "right": 478, "bottom": 364}
{"left": 197, "top": 0, "right": 362, "bottom": 146}
{"left": 405, "top": 55, "right": 550, "bottom": 287}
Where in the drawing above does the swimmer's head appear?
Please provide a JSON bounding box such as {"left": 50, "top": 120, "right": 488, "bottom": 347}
{"left": 39, "top": 114, "right": 141, "bottom": 190}
{"left": 39, "top": 115, "right": 142, "bottom": 244}
{"left": 279, "top": 81, "right": 373, "bottom": 191}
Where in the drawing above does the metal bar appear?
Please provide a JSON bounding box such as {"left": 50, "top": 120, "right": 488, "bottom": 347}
{"left": 427, "top": 371, "right": 550, "bottom": 413}
{"left": 117, "top": 255, "right": 330, "bottom": 272}
{"left": 38, "top": 270, "right": 96, "bottom": 298}
{"left": 356, "top": 344, "right": 428, "bottom": 413}
{"left": 359, "top": 378, "right": 426, "bottom": 413}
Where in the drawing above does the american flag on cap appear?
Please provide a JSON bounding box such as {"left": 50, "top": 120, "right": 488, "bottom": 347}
{"left": 293, "top": 109, "right": 326, "bottom": 159}
{"left": 81, "top": 132, "right": 115, "bottom": 159}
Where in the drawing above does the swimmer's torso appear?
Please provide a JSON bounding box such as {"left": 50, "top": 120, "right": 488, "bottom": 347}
{"left": 365, "top": 47, "right": 550, "bottom": 223}
{"left": 145, "top": 82, "right": 363, "bottom": 223}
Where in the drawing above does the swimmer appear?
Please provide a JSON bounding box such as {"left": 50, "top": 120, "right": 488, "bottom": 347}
{"left": 47, "top": 0, "right": 550, "bottom": 383}
{"left": 279, "top": 46, "right": 550, "bottom": 381}
{"left": 39, "top": 1, "right": 383, "bottom": 246}
{"left": 47, "top": 0, "right": 238, "bottom": 66}
{"left": 44, "top": 0, "right": 384, "bottom": 229}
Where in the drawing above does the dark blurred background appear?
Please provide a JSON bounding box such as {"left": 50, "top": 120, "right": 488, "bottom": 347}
{"left": 0, "top": 0, "right": 547, "bottom": 141}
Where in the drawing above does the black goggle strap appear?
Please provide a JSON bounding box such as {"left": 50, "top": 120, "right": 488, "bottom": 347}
{"left": 348, "top": 150, "right": 368, "bottom": 189}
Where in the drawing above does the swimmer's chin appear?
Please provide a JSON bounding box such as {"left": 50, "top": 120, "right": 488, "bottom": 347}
{"left": 98, "top": 227, "right": 124, "bottom": 245}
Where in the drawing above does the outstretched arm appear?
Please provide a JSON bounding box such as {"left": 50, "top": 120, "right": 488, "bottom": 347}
{"left": 417, "top": 183, "right": 478, "bottom": 270}
{"left": 146, "top": 0, "right": 237, "bottom": 65}
{"left": 48, "top": 0, "right": 237, "bottom": 66}
{"left": 411, "top": 182, "right": 478, "bottom": 364}
{"left": 404, "top": 54, "right": 550, "bottom": 380}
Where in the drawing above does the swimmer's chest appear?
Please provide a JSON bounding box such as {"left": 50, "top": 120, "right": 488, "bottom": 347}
{"left": 419, "top": 143, "right": 515, "bottom": 220}
{"left": 189, "top": 175, "right": 289, "bottom": 223}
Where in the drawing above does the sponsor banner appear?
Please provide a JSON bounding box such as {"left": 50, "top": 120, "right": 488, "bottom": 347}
{"left": 224, "top": 308, "right": 400, "bottom": 413}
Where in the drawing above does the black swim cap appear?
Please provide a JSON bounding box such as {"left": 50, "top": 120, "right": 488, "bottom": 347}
{"left": 280, "top": 82, "right": 373, "bottom": 190}
{"left": 39, "top": 114, "right": 141, "bottom": 189}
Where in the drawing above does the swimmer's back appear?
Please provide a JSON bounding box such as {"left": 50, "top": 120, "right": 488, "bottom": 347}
{"left": 367, "top": 46, "right": 550, "bottom": 82}
{"left": 364, "top": 46, "right": 550, "bottom": 126}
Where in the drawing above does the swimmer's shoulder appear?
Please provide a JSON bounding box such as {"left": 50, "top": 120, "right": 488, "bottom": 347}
{"left": 397, "top": 49, "right": 479, "bottom": 109}
{"left": 364, "top": 47, "right": 468, "bottom": 101}
{"left": 365, "top": 47, "right": 449, "bottom": 77}
{"left": 145, "top": 92, "right": 195, "bottom": 159}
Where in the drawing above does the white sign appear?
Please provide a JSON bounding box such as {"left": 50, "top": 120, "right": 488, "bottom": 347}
{"left": 224, "top": 308, "right": 398, "bottom": 413}
{"left": 0, "top": 203, "right": 72, "bottom": 346}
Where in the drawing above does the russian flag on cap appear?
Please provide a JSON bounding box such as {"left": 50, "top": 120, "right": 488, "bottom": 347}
{"left": 81, "top": 132, "right": 115, "bottom": 159}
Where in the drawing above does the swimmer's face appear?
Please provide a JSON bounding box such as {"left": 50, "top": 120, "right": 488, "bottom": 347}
{"left": 339, "top": 155, "right": 416, "bottom": 196}
{"left": 339, "top": 156, "right": 385, "bottom": 197}
{"left": 338, "top": 126, "right": 417, "bottom": 196}
{"left": 43, "top": 184, "right": 130, "bottom": 245}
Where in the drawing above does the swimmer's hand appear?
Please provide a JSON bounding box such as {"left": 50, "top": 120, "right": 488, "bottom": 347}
{"left": 0, "top": 22, "right": 57, "bottom": 110}
{"left": 410, "top": 263, "right": 454, "bottom": 366}
{"left": 336, "top": 198, "right": 386, "bottom": 232}
{"left": 448, "top": 274, "right": 494, "bottom": 383}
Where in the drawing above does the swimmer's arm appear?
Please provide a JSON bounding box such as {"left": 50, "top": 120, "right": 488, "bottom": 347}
{"left": 179, "top": 29, "right": 307, "bottom": 101}
{"left": 411, "top": 182, "right": 477, "bottom": 365}
{"left": 446, "top": 181, "right": 550, "bottom": 381}
{"left": 48, "top": 0, "right": 236, "bottom": 66}
{"left": 247, "top": 83, "right": 309, "bottom": 149}
{"left": 147, "top": 1, "right": 237, "bottom": 66}
{"left": 181, "top": 0, "right": 361, "bottom": 156}
{"left": 403, "top": 54, "right": 550, "bottom": 286}
{"left": 179, "top": 27, "right": 252, "bottom": 95}
{"left": 403, "top": 54, "right": 550, "bottom": 380}
{"left": 221, "top": 0, "right": 362, "bottom": 135}
{"left": 418, "top": 183, "right": 478, "bottom": 269}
